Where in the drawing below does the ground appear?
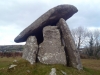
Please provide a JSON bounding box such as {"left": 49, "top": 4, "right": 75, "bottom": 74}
{"left": 0, "top": 57, "right": 100, "bottom": 75}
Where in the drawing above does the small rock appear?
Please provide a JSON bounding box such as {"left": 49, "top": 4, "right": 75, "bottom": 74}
{"left": 49, "top": 68, "right": 56, "bottom": 75}
{"left": 13, "top": 60, "right": 17, "bottom": 63}
{"left": 27, "top": 70, "right": 30, "bottom": 73}
{"left": 9, "top": 64, "right": 17, "bottom": 69}
{"left": 61, "top": 70, "right": 67, "bottom": 75}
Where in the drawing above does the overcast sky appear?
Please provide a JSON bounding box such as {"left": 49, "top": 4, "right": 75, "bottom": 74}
{"left": 0, "top": 0, "right": 100, "bottom": 45}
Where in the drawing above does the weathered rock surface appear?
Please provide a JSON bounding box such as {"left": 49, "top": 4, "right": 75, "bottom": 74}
{"left": 57, "top": 18, "right": 83, "bottom": 70}
{"left": 14, "top": 4, "right": 78, "bottom": 44}
{"left": 49, "top": 68, "right": 56, "bottom": 75}
{"left": 38, "top": 26, "right": 66, "bottom": 65}
{"left": 22, "top": 36, "right": 38, "bottom": 64}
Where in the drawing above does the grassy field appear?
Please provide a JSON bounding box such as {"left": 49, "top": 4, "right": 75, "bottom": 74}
{"left": 82, "top": 59, "right": 100, "bottom": 70}
{"left": 0, "top": 57, "right": 100, "bottom": 75}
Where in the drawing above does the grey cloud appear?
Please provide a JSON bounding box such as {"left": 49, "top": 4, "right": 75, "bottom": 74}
{"left": 0, "top": 0, "right": 100, "bottom": 45}
{"left": 0, "top": 0, "right": 50, "bottom": 27}
{"left": 1, "top": 0, "right": 100, "bottom": 28}
{"left": 67, "top": 2, "right": 100, "bottom": 28}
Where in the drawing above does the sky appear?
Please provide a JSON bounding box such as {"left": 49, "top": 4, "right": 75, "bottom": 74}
{"left": 0, "top": 0, "right": 100, "bottom": 45}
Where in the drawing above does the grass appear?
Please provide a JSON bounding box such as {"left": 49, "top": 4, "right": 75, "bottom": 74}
{"left": 0, "top": 57, "right": 100, "bottom": 75}
{"left": 82, "top": 59, "right": 100, "bottom": 70}
{"left": 0, "top": 57, "right": 22, "bottom": 69}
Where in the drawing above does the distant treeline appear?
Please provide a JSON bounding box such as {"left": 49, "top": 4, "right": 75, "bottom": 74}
{"left": 0, "top": 45, "right": 23, "bottom": 57}
{"left": 71, "top": 26, "right": 100, "bottom": 59}
{"left": 0, "top": 52, "right": 22, "bottom": 58}
{"left": 0, "top": 45, "right": 24, "bottom": 52}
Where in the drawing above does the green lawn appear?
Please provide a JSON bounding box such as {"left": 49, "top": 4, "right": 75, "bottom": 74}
{"left": 0, "top": 57, "right": 22, "bottom": 69}
{"left": 0, "top": 57, "right": 100, "bottom": 75}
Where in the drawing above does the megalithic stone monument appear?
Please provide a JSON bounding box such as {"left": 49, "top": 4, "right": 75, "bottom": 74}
{"left": 14, "top": 4, "right": 83, "bottom": 70}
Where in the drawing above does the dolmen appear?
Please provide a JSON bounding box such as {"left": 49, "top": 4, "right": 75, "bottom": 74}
{"left": 14, "top": 4, "right": 83, "bottom": 70}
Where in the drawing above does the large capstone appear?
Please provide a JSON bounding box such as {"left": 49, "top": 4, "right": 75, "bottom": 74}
{"left": 38, "top": 26, "right": 67, "bottom": 65}
{"left": 14, "top": 4, "right": 78, "bottom": 44}
{"left": 22, "top": 36, "right": 38, "bottom": 64}
{"left": 57, "top": 18, "right": 83, "bottom": 70}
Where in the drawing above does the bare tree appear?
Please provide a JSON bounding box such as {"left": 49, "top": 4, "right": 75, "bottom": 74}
{"left": 93, "top": 30, "right": 100, "bottom": 56}
{"left": 87, "top": 36, "right": 94, "bottom": 56}
{"left": 71, "top": 26, "right": 88, "bottom": 50}
{"left": 71, "top": 26, "right": 100, "bottom": 58}
{"left": 85, "top": 29, "right": 100, "bottom": 57}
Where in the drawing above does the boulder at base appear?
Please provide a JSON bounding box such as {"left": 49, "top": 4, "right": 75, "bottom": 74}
{"left": 38, "top": 26, "right": 67, "bottom": 65}
{"left": 57, "top": 18, "right": 83, "bottom": 70}
{"left": 22, "top": 36, "right": 38, "bottom": 64}
{"left": 14, "top": 4, "right": 78, "bottom": 44}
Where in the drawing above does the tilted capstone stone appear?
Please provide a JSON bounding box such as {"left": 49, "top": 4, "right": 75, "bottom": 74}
{"left": 22, "top": 36, "right": 38, "bottom": 64}
{"left": 57, "top": 18, "right": 83, "bottom": 70}
{"left": 38, "top": 26, "right": 67, "bottom": 65}
{"left": 14, "top": 4, "right": 78, "bottom": 44}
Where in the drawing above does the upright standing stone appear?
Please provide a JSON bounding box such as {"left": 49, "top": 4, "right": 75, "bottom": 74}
{"left": 22, "top": 36, "right": 38, "bottom": 64}
{"left": 57, "top": 18, "right": 83, "bottom": 70}
{"left": 38, "top": 26, "right": 67, "bottom": 65}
